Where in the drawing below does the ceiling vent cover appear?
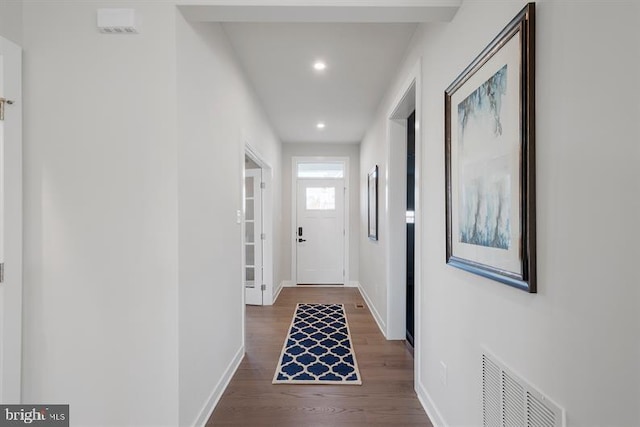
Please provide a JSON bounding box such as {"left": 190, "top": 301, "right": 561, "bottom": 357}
{"left": 482, "top": 352, "right": 565, "bottom": 427}
{"left": 97, "top": 9, "right": 138, "bottom": 34}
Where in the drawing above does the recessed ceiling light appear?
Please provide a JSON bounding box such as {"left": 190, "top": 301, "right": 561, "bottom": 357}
{"left": 313, "top": 61, "right": 327, "bottom": 71}
{"left": 316, "top": 122, "right": 326, "bottom": 129}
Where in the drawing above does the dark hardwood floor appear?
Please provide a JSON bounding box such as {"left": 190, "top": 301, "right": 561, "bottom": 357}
{"left": 207, "top": 287, "right": 433, "bottom": 426}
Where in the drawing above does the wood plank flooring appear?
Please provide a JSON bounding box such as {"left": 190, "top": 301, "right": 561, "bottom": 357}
{"left": 207, "top": 287, "right": 433, "bottom": 426}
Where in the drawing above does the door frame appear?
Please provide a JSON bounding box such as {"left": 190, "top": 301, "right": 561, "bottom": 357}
{"left": 244, "top": 143, "right": 274, "bottom": 305}
{"left": 0, "top": 35, "right": 22, "bottom": 404}
{"left": 291, "top": 156, "right": 350, "bottom": 286}
{"left": 386, "top": 59, "right": 422, "bottom": 382}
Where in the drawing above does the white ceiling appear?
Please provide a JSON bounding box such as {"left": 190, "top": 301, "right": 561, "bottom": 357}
{"left": 180, "top": 1, "right": 461, "bottom": 144}
{"left": 222, "top": 22, "right": 419, "bottom": 143}
{"left": 180, "top": 2, "right": 459, "bottom": 23}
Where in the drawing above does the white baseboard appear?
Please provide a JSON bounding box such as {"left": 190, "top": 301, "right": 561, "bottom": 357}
{"left": 263, "top": 285, "right": 274, "bottom": 306}
{"left": 273, "top": 281, "right": 286, "bottom": 303}
{"left": 356, "top": 284, "right": 386, "bottom": 338}
{"left": 281, "top": 280, "right": 351, "bottom": 288}
{"left": 416, "top": 380, "right": 446, "bottom": 427}
{"left": 193, "top": 346, "right": 245, "bottom": 427}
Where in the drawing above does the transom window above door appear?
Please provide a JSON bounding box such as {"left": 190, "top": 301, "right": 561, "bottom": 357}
{"left": 297, "top": 162, "right": 345, "bottom": 179}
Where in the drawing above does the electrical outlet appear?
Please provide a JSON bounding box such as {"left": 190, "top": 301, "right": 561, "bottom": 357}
{"left": 440, "top": 361, "right": 447, "bottom": 386}
{"left": 236, "top": 210, "right": 242, "bottom": 224}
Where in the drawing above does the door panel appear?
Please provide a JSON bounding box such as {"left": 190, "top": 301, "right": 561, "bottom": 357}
{"left": 245, "top": 169, "right": 263, "bottom": 305}
{"left": 296, "top": 179, "right": 344, "bottom": 284}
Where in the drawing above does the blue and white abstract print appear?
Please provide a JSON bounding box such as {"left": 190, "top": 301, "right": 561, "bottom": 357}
{"left": 457, "top": 65, "right": 511, "bottom": 250}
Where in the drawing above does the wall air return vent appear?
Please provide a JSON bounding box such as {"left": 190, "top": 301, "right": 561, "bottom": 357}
{"left": 482, "top": 352, "right": 565, "bottom": 427}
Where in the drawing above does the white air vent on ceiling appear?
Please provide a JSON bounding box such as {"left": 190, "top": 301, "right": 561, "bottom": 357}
{"left": 97, "top": 9, "right": 138, "bottom": 34}
{"left": 482, "top": 352, "right": 565, "bottom": 427}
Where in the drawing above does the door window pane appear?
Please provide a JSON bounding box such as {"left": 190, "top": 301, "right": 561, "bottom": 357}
{"left": 246, "top": 244, "right": 255, "bottom": 266}
{"left": 245, "top": 199, "right": 254, "bottom": 220}
{"left": 245, "top": 222, "right": 254, "bottom": 243}
{"left": 306, "top": 187, "right": 336, "bottom": 210}
{"left": 245, "top": 267, "right": 255, "bottom": 287}
{"left": 245, "top": 176, "right": 254, "bottom": 198}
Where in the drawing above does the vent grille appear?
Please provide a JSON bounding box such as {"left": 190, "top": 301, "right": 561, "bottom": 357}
{"left": 482, "top": 356, "right": 501, "bottom": 427}
{"left": 99, "top": 26, "right": 137, "bottom": 34}
{"left": 482, "top": 353, "right": 565, "bottom": 427}
{"left": 528, "top": 392, "right": 555, "bottom": 426}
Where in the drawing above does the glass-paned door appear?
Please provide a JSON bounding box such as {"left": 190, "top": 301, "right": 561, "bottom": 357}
{"left": 244, "top": 168, "right": 263, "bottom": 305}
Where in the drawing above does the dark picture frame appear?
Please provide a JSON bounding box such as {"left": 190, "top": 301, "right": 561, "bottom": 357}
{"left": 368, "top": 165, "right": 378, "bottom": 241}
{"left": 444, "top": 3, "right": 536, "bottom": 292}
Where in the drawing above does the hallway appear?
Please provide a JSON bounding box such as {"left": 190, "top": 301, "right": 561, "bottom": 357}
{"left": 4, "top": 2, "right": 639, "bottom": 425}
{"left": 208, "top": 288, "right": 432, "bottom": 426}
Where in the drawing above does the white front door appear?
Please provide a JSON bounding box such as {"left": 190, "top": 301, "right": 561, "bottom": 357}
{"left": 0, "top": 36, "right": 22, "bottom": 403}
{"left": 244, "top": 168, "right": 263, "bottom": 305}
{"left": 296, "top": 179, "right": 345, "bottom": 284}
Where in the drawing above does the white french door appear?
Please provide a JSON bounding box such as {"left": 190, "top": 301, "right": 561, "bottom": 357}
{"left": 244, "top": 168, "right": 263, "bottom": 305}
{"left": 296, "top": 178, "right": 345, "bottom": 284}
{"left": 0, "top": 35, "right": 22, "bottom": 403}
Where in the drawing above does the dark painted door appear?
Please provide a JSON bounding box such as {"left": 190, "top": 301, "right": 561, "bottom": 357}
{"left": 406, "top": 111, "right": 416, "bottom": 346}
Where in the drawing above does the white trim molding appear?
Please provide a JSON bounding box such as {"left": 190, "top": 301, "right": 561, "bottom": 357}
{"left": 290, "top": 156, "right": 351, "bottom": 285}
{"left": 416, "top": 381, "right": 447, "bottom": 427}
{"left": 383, "top": 59, "right": 424, "bottom": 398}
{"left": 0, "top": 35, "right": 23, "bottom": 404}
{"left": 282, "top": 280, "right": 296, "bottom": 288}
{"left": 273, "top": 281, "right": 288, "bottom": 303}
{"left": 385, "top": 58, "right": 422, "bottom": 341}
{"left": 356, "top": 284, "right": 386, "bottom": 338}
{"left": 193, "top": 346, "right": 245, "bottom": 427}
{"left": 244, "top": 141, "right": 275, "bottom": 306}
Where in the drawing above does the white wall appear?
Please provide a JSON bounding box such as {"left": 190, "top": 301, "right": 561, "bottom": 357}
{"left": 281, "top": 143, "right": 359, "bottom": 286}
{"left": 359, "top": 110, "right": 391, "bottom": 332}
{"left": 176, "top": 13, "right": 282, "bottom": 426}
{"left": 0, "top": 0, "right": 22, "bottom": 45}
{"left": 22, "top": 2, "right": 284, "bottom": 426}
{"left": 360, "top": 1, "right": 640, "bottom": 426}
{"left": 22, "top": 2, "right": 179, "bottom": 425}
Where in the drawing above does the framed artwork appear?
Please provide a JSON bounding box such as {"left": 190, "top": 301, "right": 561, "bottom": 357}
{"left": 368, "top": 165, "right": 378, "bottom": 241}
{"left": 445, "top": 3, "right": 536, "bottom": 292}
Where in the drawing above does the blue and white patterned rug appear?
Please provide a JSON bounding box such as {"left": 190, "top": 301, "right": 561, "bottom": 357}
{"left": 273, "top": 303, "right": 362, "bottom": 385}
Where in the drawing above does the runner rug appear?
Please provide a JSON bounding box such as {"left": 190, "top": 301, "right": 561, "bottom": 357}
{"left": 273, "top": 303, "right": 362, "bottom": 385}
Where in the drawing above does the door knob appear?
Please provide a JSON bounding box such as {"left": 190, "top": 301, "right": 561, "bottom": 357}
{"left": 298, "top": 238, "right": 306, "bottom": 242}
